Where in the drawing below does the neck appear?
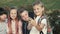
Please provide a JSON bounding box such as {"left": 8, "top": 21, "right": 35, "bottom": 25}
{"left": 37, "top": 13, "right": 42, "bottom": 18}
{"left": 12, "top": 19, "right": 16, "bottom": 21}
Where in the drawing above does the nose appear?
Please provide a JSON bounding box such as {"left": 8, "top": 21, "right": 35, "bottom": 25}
{"left": 25, "top": 16, "right": 27, "bottom": 19}
{"left": 3, "top": 15, "right": 7, "bottom": 18}
{"left": 35, "top": 10, "right": 38, "bottom": 13}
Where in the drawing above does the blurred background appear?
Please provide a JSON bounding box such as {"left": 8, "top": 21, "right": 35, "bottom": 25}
{"left": 0, "top": 0, "right": 60, "bottom": 34}
{"left": 0, "top": 0, "right": 60, "bottom": 9}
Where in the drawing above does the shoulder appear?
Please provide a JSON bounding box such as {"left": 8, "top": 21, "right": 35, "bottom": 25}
{"left": 41, "top": 16, "right": 47, "bottom": 25}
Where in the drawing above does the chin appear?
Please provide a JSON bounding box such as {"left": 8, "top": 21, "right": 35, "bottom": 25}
{"left": 35, "top": 13, "right": 38, "bottom": 15}
{"left": 25, "top": 20, "right": 28, "bottom": 21}
{"left": 24, "top": 20, "right": 27, "bottom": 21}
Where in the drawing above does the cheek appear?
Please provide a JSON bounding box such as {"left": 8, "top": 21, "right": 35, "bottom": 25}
{"left": 0, "top": 15, "right": 7, "bottom": 19}
{"left": 10, "top": 14, "right": 12, "bottom": 18}
{"left": 3, "top": 15, "right": 7, "bottom": 18}
{"left": 38, "top": 9, "right": 42, "bottom": 13}
{"left": 39, "top": 8, "right": 44, "bottom": 12}
{"left": 0, "top": 16, "right": 3, "bottom": 19}
{"left": 15, "top": 14, "right": 17, "bottom": 17}
{"left": 22, "top": 16, "right": 27, "bottom": 20}
{"left": 10, "top": 14, "right": 14, "bottom": 19}
{"left": 22, "top": 18, "right": 25, "bottom": 20}
{"left": 10, "top": 14, "right": 17, "bottom": 17}
{"left": 26, "top": 15, "right": 29, "bottom": 18}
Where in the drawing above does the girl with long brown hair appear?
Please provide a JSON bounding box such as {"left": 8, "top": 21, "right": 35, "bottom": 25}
{"left": 7, "top": 8, "right": 22, "bottom": 34}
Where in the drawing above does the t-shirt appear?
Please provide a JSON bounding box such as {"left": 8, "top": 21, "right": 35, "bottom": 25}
{"left": 0, "top": 19, "right": 7, "bottom": 34}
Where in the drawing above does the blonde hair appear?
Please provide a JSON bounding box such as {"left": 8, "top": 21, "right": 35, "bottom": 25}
{"left": 32, "top": 0, "right": 47, "bottom": 18}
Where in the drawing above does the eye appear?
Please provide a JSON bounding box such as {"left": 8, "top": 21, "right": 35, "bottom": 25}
{"left": 14, "top": 13, "right": 16, "bottom": 14}
{"left": 37, "top": 8, "right": 39, "bottom": 10}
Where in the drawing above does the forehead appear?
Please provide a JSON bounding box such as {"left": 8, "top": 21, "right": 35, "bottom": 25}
{"left": 20, "top": 10, "right": 28, "bottom": 15}
{"left": 10, "top": 9, "right": 17, "bottom": 13}
{"left": 33, "top": 4, "right": 42, "bottom": 8}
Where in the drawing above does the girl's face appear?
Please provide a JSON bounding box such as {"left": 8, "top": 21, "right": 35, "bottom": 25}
{"left": 10, "top": 9, "right": 17, "bottom": 20}
{"left": 33, "top": 4, "right": 44, "bottom": 16}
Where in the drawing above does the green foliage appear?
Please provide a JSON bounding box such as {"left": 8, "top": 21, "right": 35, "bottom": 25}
{"left": 0, "top": 0, "right": 60, "bottom": 9}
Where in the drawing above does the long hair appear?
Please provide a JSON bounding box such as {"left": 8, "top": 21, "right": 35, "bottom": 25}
{"left": 7, "top": 8, "right": 19, "bottom": 34}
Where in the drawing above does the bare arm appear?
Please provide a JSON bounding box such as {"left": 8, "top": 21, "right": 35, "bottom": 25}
{"left": 35, "top": 23, "right": 45, "bottom": 31}
{"left": 31, "top": 19, "right": 47, "bottom": 31}
{"left": 35, "top": 19, "right": 47, "bottom": 31}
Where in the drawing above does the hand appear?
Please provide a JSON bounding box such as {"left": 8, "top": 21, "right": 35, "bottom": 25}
{"left": 28, "top": 17, "right": 36, "bottom": 26}
{"left": 27, "top": 23, "right": 33, "bottom": 30}
{"left": 30, "top": 20, "right": 36, "bottom": 26}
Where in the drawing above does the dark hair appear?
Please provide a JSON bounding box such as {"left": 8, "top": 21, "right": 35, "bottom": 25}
{"left": 0, "top": 7, "right": 7, "bottom": 15}
{"left": 18, "top": 7, "right": 28, "bottom": 20}
{"left": 18, "top": 7, "right": 28, "bottom": 14}
{"left": 32, "top": 0, "right": 44, "bottom": 8}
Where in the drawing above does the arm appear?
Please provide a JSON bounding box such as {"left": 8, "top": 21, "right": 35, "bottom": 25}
{"left": 35, "top": 23, "right": 45, "bottom": 31}
{"left": 31, "top": 19, "right": 46, "bottom": 31}
{"left": 35, "top": 19, "right": 47, "bottom": 31}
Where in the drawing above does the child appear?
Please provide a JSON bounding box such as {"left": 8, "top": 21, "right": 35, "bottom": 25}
{"left": 30, "top": 1, "right": 47, "bottom": 34}
{"left": 0, "top": 8, "right": 7, "bottom": 34}
{"left": 18, "top": 8, "right": 34, "bottom": 34}
{"left": 7, "top": 8, "right": 22, "bottom": 34}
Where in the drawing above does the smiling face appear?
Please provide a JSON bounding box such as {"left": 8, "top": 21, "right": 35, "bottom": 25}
{"left": 33, "top": 4, "right": 44, "bottom": 16}
{"left": 10, "top": 9, "right": 17, "bottom": 20}
{"left": 20, "top": 10, "right": 29, "bottom": 21}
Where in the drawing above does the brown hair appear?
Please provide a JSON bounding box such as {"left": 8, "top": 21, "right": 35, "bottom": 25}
{"left": 7, "top": 8, "right": 19, "bottom": 34}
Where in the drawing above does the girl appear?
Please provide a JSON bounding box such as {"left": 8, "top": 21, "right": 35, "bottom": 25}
{"left": 30, "top": 1, "right": 47, "bottom": 34}
{"left": 7, "top": 8, "right": 22, "bottom": 34}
